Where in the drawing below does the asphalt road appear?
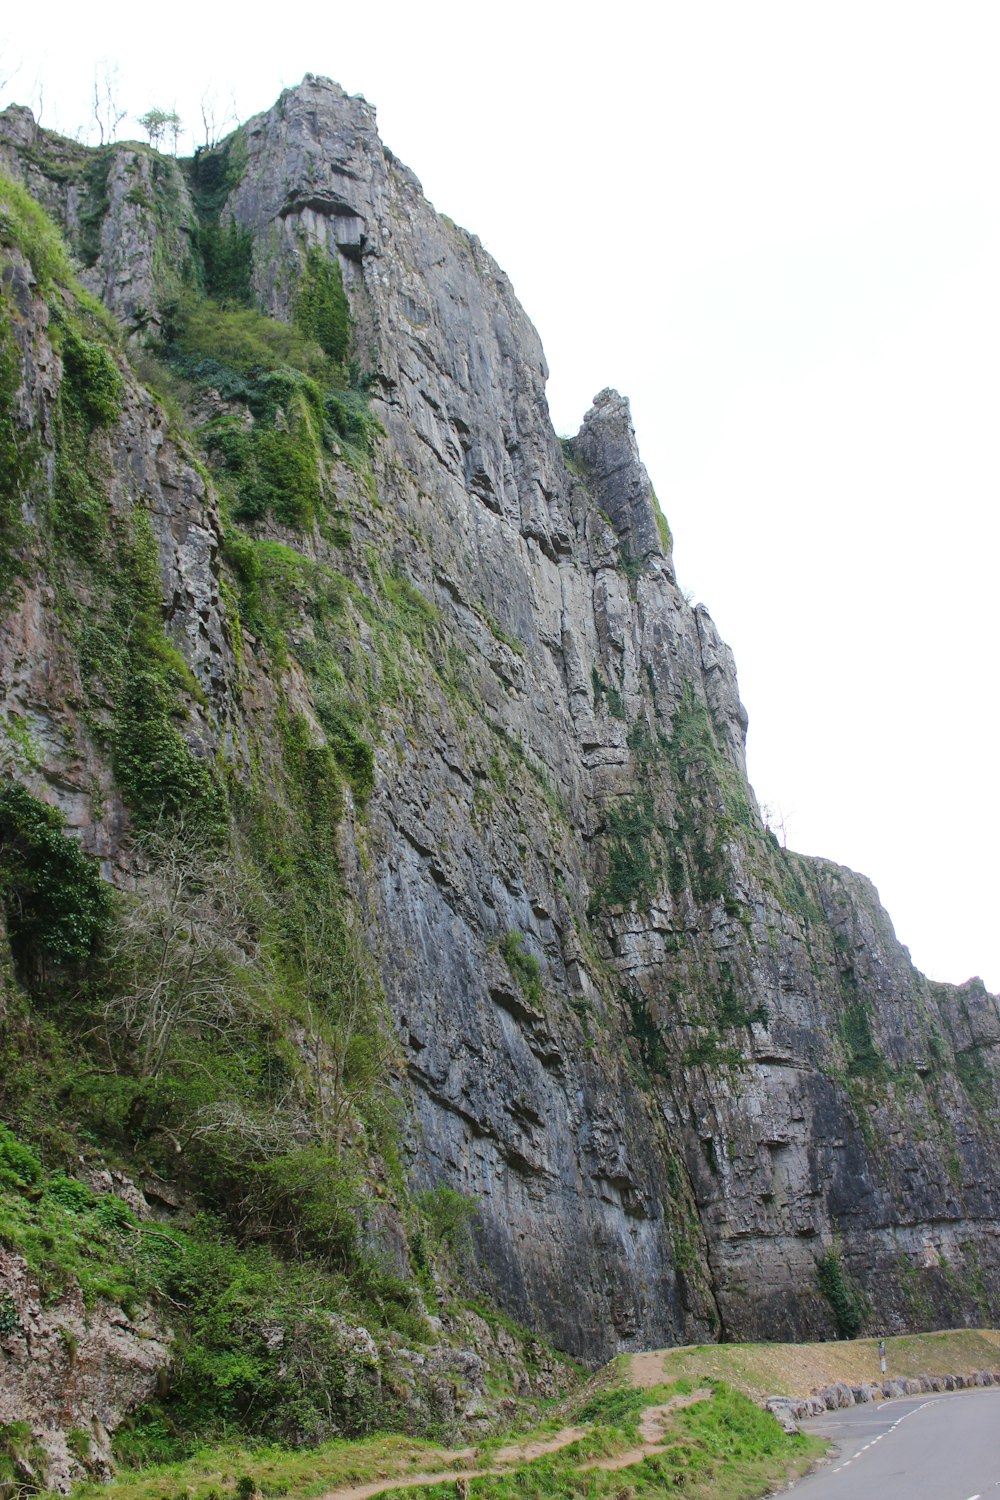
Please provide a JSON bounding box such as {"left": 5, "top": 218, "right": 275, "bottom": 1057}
{"left": 789, "top": 1388, "right": 1000, "bottom": 1500}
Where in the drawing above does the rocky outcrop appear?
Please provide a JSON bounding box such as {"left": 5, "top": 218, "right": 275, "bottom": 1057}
{"left": 0, "top": 113, "right": 194, "bottom": 336}
{"left": 574, "top": 388, "right": 671, "bottom": 573}
{"left": 0, "top": 1248, "right": 170, "bottom": 1490}
{"left": 0, "top": 73, "right": 998, "bottom": 1388}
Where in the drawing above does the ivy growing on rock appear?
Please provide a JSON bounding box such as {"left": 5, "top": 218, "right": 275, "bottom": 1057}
{"left": 0, "top": 783, "right": 109, "bottom": 973}
{"left": 295, "top": 243, "right": 350, "bottom": 364}
{"left": 0, "top": 311, "right": 32, "bottom": 599}
{"left": 816, "top": 1247, "right": 870, "bottom": 1339}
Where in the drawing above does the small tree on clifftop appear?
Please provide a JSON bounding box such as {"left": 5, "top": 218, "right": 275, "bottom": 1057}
{"left": 139, "top": 107, "right": 182, "bottom": 153}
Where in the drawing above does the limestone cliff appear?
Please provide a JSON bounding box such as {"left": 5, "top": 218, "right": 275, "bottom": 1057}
{"left": 0, "top": 74, "right": 997, "bottom": 1446}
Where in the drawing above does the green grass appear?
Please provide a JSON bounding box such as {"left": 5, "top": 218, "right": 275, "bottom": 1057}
{"left": 60, "top": 1380, "right": 820, "bottom": 1500}
{"left": 173, "top": 294, "right": 330, "bottom": 380}
{"left": 500, "top": 931, "right": 543, "bottom": 1007}
{"left": 0, "top": 308, "right": 35, "bottom": 599}
{"left": 168, "top": 291, "right": 374, "bottom": 532}
{"left": 574, "top": 1378, "right": 682, "bottom": 1433}
{"left": 591, "top": 667, "right": 625, "bottom": 720}
{"left": 593, "top": 792, "right": 662, "bottom": 908}
{"left": 0, "top": 171, "right": 77, "bottom": 290}
{"left": 0, "top": 1113, "right": 431, "bottom": 1450}
{"left": 70, "top": 1434, "right": 449, "bottom": 1500}
{"left": 375, "top": 1385, "right": 820, "bottom": 1500}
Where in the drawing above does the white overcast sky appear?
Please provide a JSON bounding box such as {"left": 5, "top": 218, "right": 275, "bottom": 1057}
{"left": 3, "top": 1, "right": 998, "bottom": 991}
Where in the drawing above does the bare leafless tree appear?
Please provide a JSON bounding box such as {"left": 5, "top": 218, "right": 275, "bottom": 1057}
{"left": 91, "top": 60, "right": 126, "bottom": 146}
{"left": 103, "top": 830, "right": 270, "bottom": 1078}
{"left": 0, "top": 50, "right": 21, "bottom": 105}
{"left": 156, "top": 1095, "right": 294, "bottom": 1160}
{"left": 199, "top": 87, "right": 238, "bottom": 150}
{"left": 760, "top": 800, "right": 790, "bottom": 850}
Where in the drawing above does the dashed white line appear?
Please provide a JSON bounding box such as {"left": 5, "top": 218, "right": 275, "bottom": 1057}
{"left": 827, "top": 1399, "right": 941, "bottom": 1475}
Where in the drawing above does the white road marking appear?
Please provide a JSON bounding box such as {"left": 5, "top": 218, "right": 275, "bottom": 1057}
{"left": 823, "top": 1398, "right": 942, "bottom": 1478}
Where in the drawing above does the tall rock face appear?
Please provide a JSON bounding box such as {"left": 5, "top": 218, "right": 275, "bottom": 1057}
{"left": 1, "top": 75, "right": 998, "bottom": 1374}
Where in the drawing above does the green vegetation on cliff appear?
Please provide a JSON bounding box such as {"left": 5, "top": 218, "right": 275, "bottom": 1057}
{"left": 2, "top": 88, "right": 999, "bottom": 1498}
{"left": 815, "top": 1248, "right": 870, "bottom": 1340}
{"left": 0, "top": 167, "right": 562, "bottom": 1469}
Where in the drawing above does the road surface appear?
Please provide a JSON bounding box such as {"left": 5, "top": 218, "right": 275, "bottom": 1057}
{"left": 791, "top": 1388, "right": 1000, "bottom": 1500}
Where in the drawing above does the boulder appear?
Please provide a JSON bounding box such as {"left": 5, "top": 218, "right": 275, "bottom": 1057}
{"left": 765, "top": 1397, "right": 802, "bottom": 1434}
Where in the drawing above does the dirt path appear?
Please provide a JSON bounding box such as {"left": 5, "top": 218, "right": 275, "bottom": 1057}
{"left": 589, "top": 1389, "right": 711, "bottom": 1472}
{"left": 312, "top": 1392, "right": 711, "bottom": 1500}
{"left": 629, "top": 1349, "right": 677, "bottom": 1389}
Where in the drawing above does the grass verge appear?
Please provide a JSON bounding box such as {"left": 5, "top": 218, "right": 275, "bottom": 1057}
{"left": 630, "top": 1328, "right": 1000, "bottom": 1398}
{"left": 69, "top": 1435, "right": 450, "bottom": 1500}
{"left": 66, "top": 1381, "right": 823, "bottom": 1500}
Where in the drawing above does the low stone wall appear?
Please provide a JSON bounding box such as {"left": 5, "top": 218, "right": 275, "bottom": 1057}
{"left": 765, "top": 1369, "right": 1000, "bottom": 1431}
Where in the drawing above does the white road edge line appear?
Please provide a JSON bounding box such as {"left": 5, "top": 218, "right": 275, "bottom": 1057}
{"left": 822, "top": 1396, "right": 943, "bottom": 1479}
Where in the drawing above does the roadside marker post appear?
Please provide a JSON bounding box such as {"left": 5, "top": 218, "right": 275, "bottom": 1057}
{"left": 879, "top": 1338, "right": 887, "bottom": 1376}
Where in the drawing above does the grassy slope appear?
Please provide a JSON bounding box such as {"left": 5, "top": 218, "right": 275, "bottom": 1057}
{"left": 66, "top": 1376, "right": 824, "bottom": 1500}
{"left": 630, "top": 1328, "right": 1000, "bottom": 1396}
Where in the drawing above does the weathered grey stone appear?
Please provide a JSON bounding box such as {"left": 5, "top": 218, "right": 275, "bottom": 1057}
{"left": 765, "top": 1396, "right": 802, "bottom": 1433}
{"left": 0, "top": 1248, "right": 170, "bottom": 1492}
{"left": 0, "top": 102, "right": 37, "bottom": 149}
{"left": 573, "top": 389, "right": 671, "bottom": 573}
{"left": 0, "top": 72, "right": 998, "bottom": 1415}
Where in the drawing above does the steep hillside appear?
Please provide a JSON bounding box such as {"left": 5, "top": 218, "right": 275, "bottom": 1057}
{"left": 0, "top": 75, "right": 997, "bottom": 1482}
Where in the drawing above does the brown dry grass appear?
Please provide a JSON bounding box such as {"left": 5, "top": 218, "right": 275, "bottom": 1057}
{"left": 629, "top": 1327, "right": 1000, "bottom": 1397}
